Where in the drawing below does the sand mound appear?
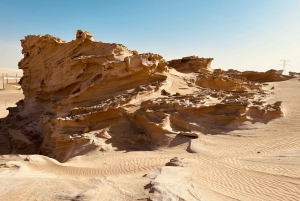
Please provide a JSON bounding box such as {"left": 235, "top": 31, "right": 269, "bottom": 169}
{"left": 0, "top": 30, "right": 300, "bottom": 201}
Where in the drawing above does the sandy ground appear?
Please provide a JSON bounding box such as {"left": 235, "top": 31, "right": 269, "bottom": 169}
{"left": 0, "top": 76, "right": 300, "bottom": 200}
{"left": 0, "top": 68, "right": 23, "bottom": 118}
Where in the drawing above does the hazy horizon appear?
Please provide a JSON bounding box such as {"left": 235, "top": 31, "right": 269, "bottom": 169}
{"left": 0, "top": 0, "right": 299, "bottom": 73}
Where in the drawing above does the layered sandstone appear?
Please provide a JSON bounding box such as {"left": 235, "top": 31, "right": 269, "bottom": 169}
{"left": 168, "top": 56, "right": 213, "bottom": 73}
{"left": 0, "top": 30, "right": 286, "bottom": 162}
{"left": 226, "top": 69, "right": 291, "bottom": 82}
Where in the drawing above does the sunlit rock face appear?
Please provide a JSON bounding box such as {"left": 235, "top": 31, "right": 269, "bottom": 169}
{"left": 225, "top": 69, "right": 290, "bottom": 82}
{"left": 168, "top": 56, "right": 213, "bottom": 73}
{"left": 0, "top": 30, "right": 287, "bottom": 162}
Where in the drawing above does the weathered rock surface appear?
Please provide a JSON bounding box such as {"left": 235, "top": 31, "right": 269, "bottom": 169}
{"left": 0, "top": 30, "right": 287, "bottom": 162}
{"left": 227, "top": 69, "right": 291, "bottom": 82}
{"left": 165, "top": 157, "right": 182, "bottom": 166}
{"left": 168, "top": 55, "right": 213, "bottom": 73}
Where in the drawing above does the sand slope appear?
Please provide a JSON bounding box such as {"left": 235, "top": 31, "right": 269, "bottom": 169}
{"left": 0, "top": 77, "right": 299, "bottom": 200}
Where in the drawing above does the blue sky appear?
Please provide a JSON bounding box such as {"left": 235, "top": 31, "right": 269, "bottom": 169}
{"left": 0, "top": 0, "right": 299, "bottom": 72}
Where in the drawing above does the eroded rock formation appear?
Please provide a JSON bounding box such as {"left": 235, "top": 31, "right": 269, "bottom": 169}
{"left": 226, "top": 69, "right": 291, "bottom": 82}
{"left": 0, "top": 30, "right": 287, "bottom": 162}
{"left": 168, "top": 56, "right": 213, "bottom": 73}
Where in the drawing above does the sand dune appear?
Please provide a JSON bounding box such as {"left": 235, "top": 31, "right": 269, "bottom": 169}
{"left": 0, "top": 31, "right": 300, "bottom": 201}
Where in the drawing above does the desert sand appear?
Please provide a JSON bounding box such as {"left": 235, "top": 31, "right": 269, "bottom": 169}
{"left": 0, "top": 30, "right": 299, "bottom": 201}
{"left": 0, "top": 68, "right": 23, "bottom": 118}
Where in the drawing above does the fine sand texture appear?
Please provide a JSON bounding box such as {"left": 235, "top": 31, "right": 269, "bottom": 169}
{"left": 0, "top": 79, "right": 300, "bottom": 201}
{"left": 0, "top": 31, "right": 299, "bottom": 201}
{"left": 0, "top": 77, "right": 299, "bottom": 201}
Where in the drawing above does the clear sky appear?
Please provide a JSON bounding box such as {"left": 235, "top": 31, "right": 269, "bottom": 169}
{"left": 0, "top": 0, "right": 299, "bottom": 72}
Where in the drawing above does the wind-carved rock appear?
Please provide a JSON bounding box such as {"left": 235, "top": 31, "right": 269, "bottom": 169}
{"left": 75, "top": 29, "right": 94, "bottom": 42}
{"left": 1, "top": 30, "right": 167, "bottom": 161}
{"left": 0, "top": 30, "right": 287, "bottom": 162}
{"left": 226, "top": 69, "right": 291, "bottom": 82}
{"left": 168, "top": 56, "right": 213, "bottom": 73}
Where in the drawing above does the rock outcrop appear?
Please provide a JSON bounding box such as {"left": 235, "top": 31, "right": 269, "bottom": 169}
{"left": 289, "top": 71, "right": 300, "bottom": 77}
{"left": 168, "top": 56, "right": 213, "bottom": 73}
{"left": 0, "top": 30, "right": 286, "bottom": 162}
{"left": 226, "top": 69, "right": 291, "bottom": 82}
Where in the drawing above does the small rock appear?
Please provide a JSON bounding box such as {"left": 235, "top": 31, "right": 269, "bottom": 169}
{"left": 83, "top": 127, "right": 90, "bottom": 133}
{"left": 180, "top": 132, "right": 199, "bottom": 138}
{"left": 161, "top": 89, "right": 170, "bottom": 96}
{"left": 274, "top": 101, "right": 282, "bottom": 106}
{"left": 165, "top": 157, "right": 182, "bottom": 166}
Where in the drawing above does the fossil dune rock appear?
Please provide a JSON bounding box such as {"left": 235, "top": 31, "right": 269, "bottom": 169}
{"left": 0, "top": 30, "right": 286, "bottom": 162}
{"left": 226, "top": 69, "right": 291, "bottom": 82}
{"left": 168, "top": 55, "right": 213, "bottom": 73}
{"left": 1, "top": 30, "right": 300, "bottom": 201}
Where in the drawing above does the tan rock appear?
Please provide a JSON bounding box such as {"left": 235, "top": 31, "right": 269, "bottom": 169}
{"left": 180, "top": 132, "right": 199, "bottom": 138}
{"left": 0, "top": 30, "right": 287, "bottom": 163}
{"left": 168, "top": 56, "right": 213, "bottom": 73}
{"left": 83, "top": 127, "right": 89, "bottom": 133}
